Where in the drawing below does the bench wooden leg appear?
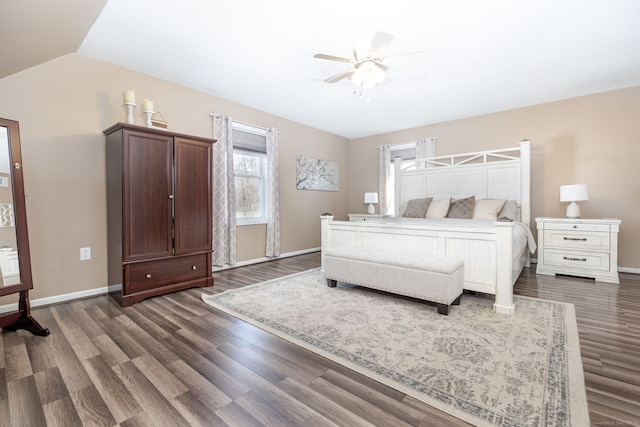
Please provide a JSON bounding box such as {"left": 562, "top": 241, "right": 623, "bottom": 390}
{"left": 452, "top": 294, "right": 462, "bottom": 305}
{"left": 327, "top": 279, "right": 337, "bottom": 288}
{"left": 436, "top": 303, "right": 451, "bottom": 315}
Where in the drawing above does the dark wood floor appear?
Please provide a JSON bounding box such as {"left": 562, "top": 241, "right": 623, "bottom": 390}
{"left": 1, "top": 252, "right": 639, "bottom": 426}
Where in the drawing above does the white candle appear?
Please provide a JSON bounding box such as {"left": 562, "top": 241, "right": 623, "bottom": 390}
{"left": 123, "top": 90, "right": 135, "bottom": 104}
{"left": 143, "top": 99, "right": 154, "bottom": 111}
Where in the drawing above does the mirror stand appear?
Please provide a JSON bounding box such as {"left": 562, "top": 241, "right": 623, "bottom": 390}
{"left": 0, "top": 118, "right": 49, "bottom": 337}
{"left": 1, "top": 291, "right": 50, "bottom": 336}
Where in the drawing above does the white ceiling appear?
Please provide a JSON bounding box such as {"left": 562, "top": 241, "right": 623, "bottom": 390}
{"left": 12, "top": 1, "right": 640, "bottom": 139}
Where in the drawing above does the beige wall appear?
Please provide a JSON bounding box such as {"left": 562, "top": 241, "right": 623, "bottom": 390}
{"left": 0, "top": 53, "right": 350, "bottom": 305}
{"left": 350, "top": 86, "right": 640, "bottom": 269}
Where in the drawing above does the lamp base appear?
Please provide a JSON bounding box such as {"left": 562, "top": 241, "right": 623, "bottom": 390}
{"left": 565, "top": 201, "right": 581, "bottom": 218}
{"left": 368, "top": 203, "right": 375, "bottom": 214}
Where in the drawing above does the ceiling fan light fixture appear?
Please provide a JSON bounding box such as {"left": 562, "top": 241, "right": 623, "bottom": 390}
{"left": 350, "top": 60, "right": 385, "bottom": 88}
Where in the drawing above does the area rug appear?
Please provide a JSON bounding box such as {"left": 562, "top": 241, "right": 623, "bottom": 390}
{"left": 201, "top": 268, "right": 589, "bottom": 427}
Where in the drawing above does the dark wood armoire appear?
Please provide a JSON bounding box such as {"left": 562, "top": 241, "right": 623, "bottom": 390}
{"left": 104, "top": 123, "right": 215, "bottom": 306}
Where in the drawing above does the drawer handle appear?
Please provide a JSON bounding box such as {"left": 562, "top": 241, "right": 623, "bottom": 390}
{"left": 563, "top": 256, "right": 587, "bottom": 262}
{"left": 563, "top": 237, "right": 587, "bottom": 241}
{"left": 145, "top": 273, "right": 152, "bottom": 279}
{"left": 191, "top": 265, "right": 197, "bottom": 271}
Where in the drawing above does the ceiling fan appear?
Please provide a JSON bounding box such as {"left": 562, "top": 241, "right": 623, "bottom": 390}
{"left": 313, "top": 32, "right": 398, "bottom": 88}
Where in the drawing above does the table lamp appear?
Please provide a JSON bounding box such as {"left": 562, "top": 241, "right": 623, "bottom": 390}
{"left": 560, "top": 184, "right": 589, "bottom": 218}
{"left": 364, "top": 192, "right": 379, "bottom": 214}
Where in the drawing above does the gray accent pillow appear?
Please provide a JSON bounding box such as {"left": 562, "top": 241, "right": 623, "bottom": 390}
{"left": 447, "top": 196, "right": 476, "bottom": 219}
{"left": 401, "top": 197, "right": 433, "bottom": 218}
{"left": 499, "top": 200, "right": 519, "bottom": 221}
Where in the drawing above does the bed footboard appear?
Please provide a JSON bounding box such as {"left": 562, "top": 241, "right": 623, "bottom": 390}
{"left": 321, "top": 215, "right": 517, "bottom": 315}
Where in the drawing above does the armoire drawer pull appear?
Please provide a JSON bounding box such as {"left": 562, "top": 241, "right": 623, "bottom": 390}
{"left": 145, "top": 273, "right": 152, "bottom": 279}
{"left": 563, "top": 237, "right": 587, "bottom": 241}
{"left": 191, "top": 265, "right": 197, "bottom": 270}
{"left": 563, "top": 256, "right": 587, "bottom": 262}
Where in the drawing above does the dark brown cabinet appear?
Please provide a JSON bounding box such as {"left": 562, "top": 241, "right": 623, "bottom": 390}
{"left": 105, "top": 123, "right": 215, "bottom": 306}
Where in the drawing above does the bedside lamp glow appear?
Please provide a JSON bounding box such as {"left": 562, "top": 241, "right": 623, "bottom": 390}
{"left": 364, "top": 192, "right": 379, "bottom": 214}
{"left": 560, "top": 184, "right": 589, "bottom": 218}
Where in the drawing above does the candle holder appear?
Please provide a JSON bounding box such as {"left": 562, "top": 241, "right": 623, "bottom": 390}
{"left": 143, "top": 110, "right": 154, "bottom": 127}
{"left": 124, "top": 102, "right": 136, "bottom": 124}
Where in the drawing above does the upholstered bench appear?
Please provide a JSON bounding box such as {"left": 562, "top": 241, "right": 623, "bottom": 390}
{"left": 324, "top": 246, "right": 464, "bottom": 315}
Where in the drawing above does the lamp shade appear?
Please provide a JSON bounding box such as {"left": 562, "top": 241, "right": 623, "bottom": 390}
{"left": 364, "top": 192, "right": 378, "bottom": 204}
{"left": 560, "top": 184, "right": 589, "bottom": 202}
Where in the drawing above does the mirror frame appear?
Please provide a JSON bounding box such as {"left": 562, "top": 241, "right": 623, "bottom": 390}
{"left": 0, "top": 118, "right": 33, "bottom": 297}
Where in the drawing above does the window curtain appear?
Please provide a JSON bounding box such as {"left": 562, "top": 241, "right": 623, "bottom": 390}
{"left": 378, "top": 144, "right": 391, "bottom": 215}
{"left": 212, "top": 114, "right": 236, "bottom": 266}
{"left": 416, "top": 136, "right": 436, "bottom": 160}
{"left": 265, "top": 128, "right": 280, "bottom": 257}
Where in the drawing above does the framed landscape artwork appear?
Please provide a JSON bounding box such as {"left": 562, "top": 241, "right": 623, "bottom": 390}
{"left": 296, "top": 155, "right": 339, "bottom": 191}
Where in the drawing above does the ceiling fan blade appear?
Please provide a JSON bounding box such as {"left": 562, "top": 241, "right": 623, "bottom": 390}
{"left": 382, "top": 50, "right": 427, "bottom": 64}
{"left": 313, "top": 53, "right": 354, "bottom": 63}
{"left": 367, "top": 32, "right": 394, "bottom": 58}
{"left": 324, "top": 68, "right": 355, "bottom": 83}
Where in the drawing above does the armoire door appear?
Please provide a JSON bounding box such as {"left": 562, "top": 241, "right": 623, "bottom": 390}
{"left": 123, "top": 130, "right": 173, "bottom": 261}
{"left": 173, "top": 137, "right": 213, "bottom": 255}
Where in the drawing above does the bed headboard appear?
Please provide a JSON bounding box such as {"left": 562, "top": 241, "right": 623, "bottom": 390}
{"left": 393, "top": 140, "right": 531, "bottom": 227}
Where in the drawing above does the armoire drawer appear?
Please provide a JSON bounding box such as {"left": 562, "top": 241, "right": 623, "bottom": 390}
{"left": 125, "top": 254, "right": 208, "bottom": 294}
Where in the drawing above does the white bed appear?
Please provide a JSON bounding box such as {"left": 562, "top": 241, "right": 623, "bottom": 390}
{"left": 320, "top": 140, "right": 533, "bottom": 315}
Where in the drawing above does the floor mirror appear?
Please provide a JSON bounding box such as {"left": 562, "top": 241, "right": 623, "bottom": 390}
{"left": 0, "top": 118, "right": 49, "bottom": 336}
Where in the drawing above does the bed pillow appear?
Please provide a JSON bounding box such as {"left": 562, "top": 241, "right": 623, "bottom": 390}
{"left": 401, "top": 197, "right": 432, "bottom": 218}
{"left": 447, "top": 196, "right": 475, "bottom": 219}
{"left": 473, "top": 199, "right": 507, "bottom": 220}
{"left": 425, "top": 197, "right": 451, "bottom": 218}
{"left": 498, "top": 199, "right": 519, "bottom": 221}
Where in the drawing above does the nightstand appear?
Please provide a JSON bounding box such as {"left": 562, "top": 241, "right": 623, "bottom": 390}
{"left": 348, "top": 213, "right": 392, "bottom": 222}
{"left": 535, "top": 217, "right": 621, "bottom": 284}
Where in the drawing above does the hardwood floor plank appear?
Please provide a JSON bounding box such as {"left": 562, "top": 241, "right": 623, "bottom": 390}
{"left": 7, "top": 375, "right": 48, "bottom": 426}
{"left": 42, "top": 395, "right": 83, "bottom": 427}
{"left": 34, "top": 367, "right": 69, "bottom": 406}
{"left": 0, "top": 369, "right": 9, "bottom": 427}
{"left": 215, "top": 400, "right": 263, "bottom": 427}
{"left": 69, "top": 384, "right": 117, "bottom": 427}
{"left": 4, "top": 341, "right": 32, "bottom": 382}
{"left": 171, "top": 390, "right": 228, "bottom": 427}
{"left": 309, "top": 375, "right": 413, "bottom": 426}
{"left": 320, "top": 368, "right": 428, "bottom": 426}
{"left": 81, "top": 355, "right": 142, "bottom": 423}
{"left": 91, "top": 334, "right": 132, "bottom": 367}
{"left": 130, "top": 354, "right": 189, "bottom": 400}
{"left": 111, "top": 360, "right": 191, "bottom": 426}
{"left": 165, "top": 359, "right": 233, "bottom": 410}
{"left": 277, "top": 376, "right": 375, "bottom": 427}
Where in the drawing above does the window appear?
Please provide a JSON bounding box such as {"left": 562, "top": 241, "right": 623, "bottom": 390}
{"left": 232, "top": 123, "right": 267, "bottom": 225}
{"left": 234, "top": 149, "right": 265, "bottom": 223}
{"left": 387, "top": 142, "right": 416, "bottom": 215}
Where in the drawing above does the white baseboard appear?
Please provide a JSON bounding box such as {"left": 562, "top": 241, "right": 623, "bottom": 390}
{"left": 0, "top": 248, "right": 321, "bottom": 314}
{"left": 619, "top": 266, "right": 640, "bottom": 275}
{"left": 212, "top": 247, "right": 320, "bottom": 271}
{"left": 0, "top": 286, "right": 111, "bottom": 314}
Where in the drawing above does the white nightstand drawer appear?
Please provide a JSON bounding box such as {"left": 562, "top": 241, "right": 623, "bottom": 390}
{"left": 543, "top": 222, "right": 611, "bottom": 232}
{"left": 543, "top": 249, "right": 610, "bottom": 271}
{"left": 543, "top": 230, "right": 610, "bottom": 251}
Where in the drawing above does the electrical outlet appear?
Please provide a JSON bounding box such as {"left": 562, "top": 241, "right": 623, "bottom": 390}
{"left": 80, "top": 247, "right": 91, "bottom": 260}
